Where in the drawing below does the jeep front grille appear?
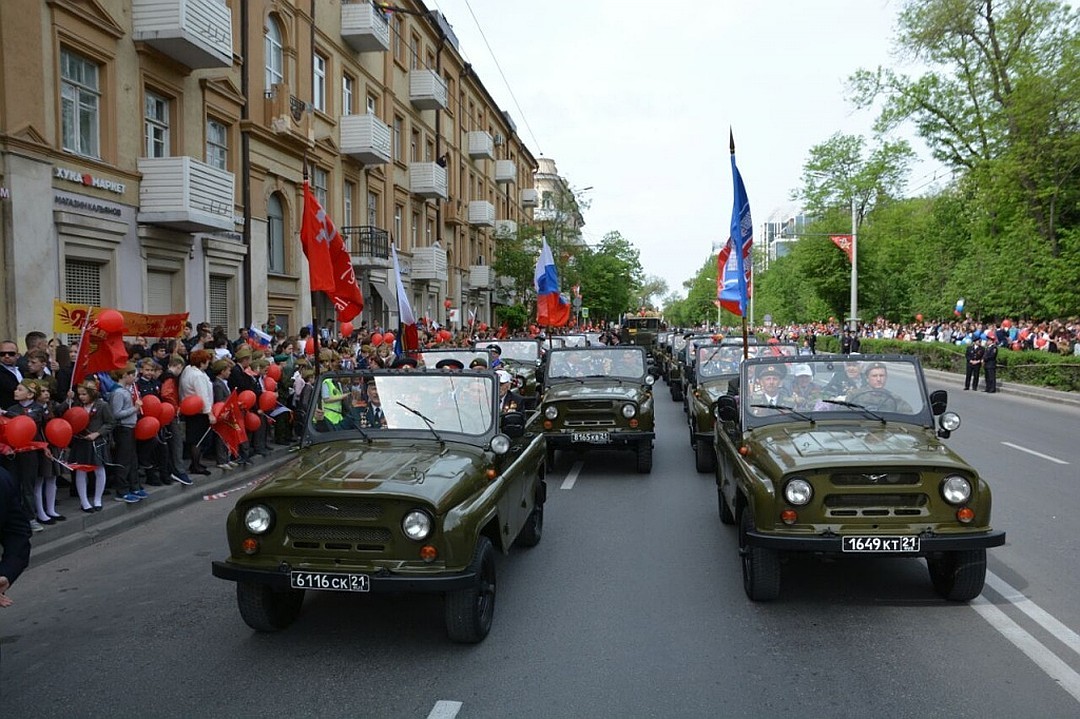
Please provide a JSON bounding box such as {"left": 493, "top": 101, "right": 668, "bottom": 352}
{"left": 824, "top": 493, "right": 928, "bottom": 518}
{"left": 287, "top": 524, "right": 392, "bottom": 551}
{"left": 830, "top": 472, "right": 919, "bottom": 486}
{"left": 565, "top": 418, "right": 617, "bottom": 428}
{"left": 290, "top": 498, "right": 383, "bottom": 521}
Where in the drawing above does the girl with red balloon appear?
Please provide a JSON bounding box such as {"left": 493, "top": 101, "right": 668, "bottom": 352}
{"left": 34, "top": 380, "right": 67, "bottom": 523}
{"left": 67, "top": 381, "right": 116, "bottom": 512}
{"left": 5, "top": 380, "right": 50, "bottom": 531}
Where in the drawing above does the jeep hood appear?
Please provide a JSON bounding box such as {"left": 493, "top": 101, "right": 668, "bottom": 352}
{"left": 246, "top": 441, "right": 487, "bottom": 513}
{"left": 749, "top": 423, "right": 972, "bottom": 475}
{"left": 545, "top": 382, "right": 645, "bottom": 402}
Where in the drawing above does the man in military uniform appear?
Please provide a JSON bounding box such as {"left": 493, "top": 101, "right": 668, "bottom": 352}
{"left": 497, "top": 370, "right": 524, "bottom": 414}
{"left": 823, "top": 360, "right": 864, "bottom": 398}
{"left": 964, "top": 340, "right": 984, "bottom": 390}
{"left": 982, "top": 336, "right": 998, "bottom": 393}
{"left": 748, "top": 364, "right": 791, "bottom": 415}
{"left": 789, "top": 364, "right": 821, "bottom": 410}
{"left": 848, "top": 362, "right": 914, "bottom": 412}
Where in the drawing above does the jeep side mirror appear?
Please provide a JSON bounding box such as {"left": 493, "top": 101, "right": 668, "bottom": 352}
{"left": 501, "top": 411, "right": 526, "bottom": 439}
{"left": 929, "top": 389, "right": 948, "bottom": 416}
{"left": 727, "top": 377, "right": 741, "bottom": 397}
{"left": 716, "top": 395, "right": 739, "bottom": 422}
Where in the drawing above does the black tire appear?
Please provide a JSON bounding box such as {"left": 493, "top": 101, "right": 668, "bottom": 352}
{"left": 695, "top": 438, "right": 715, "bottom": 473}
{"left": 445, "top": 536, "right": 497, "bottom": 643}
{"left": 636, "top": 440, "right": 653, "bottom": 474}
{"left": 515, "top": 498, "right": 544, "bottom": 548}
{"left": 546, "top": 446, "right": 557, "bottom": 472}
{"left": 236, "top": 581, "right": 305, "bottom": 632}
{"left": 927, "top": 549, "right": 987, "bottom": 601}
{"left": 739, "top": 507, "right": 780, "bottom": 601}
{"left": 718, "top": 486, "right": 735, "bottom": 525}
{"left": 671, "top": 384, "right": 683, "bottom": 402}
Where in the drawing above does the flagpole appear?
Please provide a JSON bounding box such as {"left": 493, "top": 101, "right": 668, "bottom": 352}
{"left": 730, "top": 129, "right": 750, "bottom": 361}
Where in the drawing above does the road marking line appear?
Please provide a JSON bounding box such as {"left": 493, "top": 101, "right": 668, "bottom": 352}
{"left": 561, "top": 460, "right": 584, "bottom": 490}
{"left": 986, "top": 572, "right": 1080, "bottom": 660}
{"left": 426, "top": 700, "right": 462, "bottom": 719}
{"left": 1000, "top": 441, "right": 1069, "bottom": 465}
{"left": 971, "top": 596, "right": 1080, "bottom": 704}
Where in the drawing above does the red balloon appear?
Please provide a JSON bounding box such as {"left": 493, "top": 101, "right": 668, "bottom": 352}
{"left": 45, "top": 418, "right": 74, "bottom": 449}
{"left": 179, "top": 395, "right": 205, "bottom": 416}
{"left": 258, "top": 390, "right": 278, "bottom": 413}
{"left": 371, "top": 333, "right": 384, "bottom": 347}
{"left": 340, "top": 321, "right": 354, "bottom": 336}
{"left": 63, "top": 406, "right": 90, "bottom": 434}
{"left": 304, "top": 337, "right": 315, "bottom": 355}
{"left": 444, "top": 298, "right": 453, "bottom": 309}
{"left": 383, "top": 332, "right": 395, "bottom": 345}
{"left": 244, "top": 412, "right": 262, "bottom": 432}
{"left": 212, "top": 401, "right": 226, "bottom": 418}
{"left": 479, "top": 323, "right": 488, "bottom": 332}
{"left": 96, "top": 309, "right": 125, "bottom": 334}
{"left": 4, "top": 415, "right": 36, "bottom": 449}
{"left": 134, "top": 416, "right": 161, "bottom": 441}
{"left": 262, "top": 376, "right": 278, "bottom": 392}
{"left": 158, "top": 402, "right": 176, "bottom": 426}
{"left": 140, "top": 394, "right": 162, "bottom": 419}
{"left": 238, "top": 390, "right": 257, "bottom": 410}
{"left": 266, "top": 363, "right": 282, "bottom": 381}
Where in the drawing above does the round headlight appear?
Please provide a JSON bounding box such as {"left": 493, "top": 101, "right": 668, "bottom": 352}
{"left": 941, "top": 475, "right": 972, "bottom": 505}
{"left": 645, "top": 375, "right": 656, "bottom": 386}
{"left": 244, "top": 505, "right": 273, "bottom": 535}
{"left": 402, "top": 509, "right": 433, "bottom": 541}
{"left": 783, "top": 478, "right": 813, "bottom": 506}
{"left": 621, "top": 403, "right": 637, "bottom": 418}
{"left": 939, "top": 412, "right": 961, "bottom": 431}
{"left": 490, "top": 434, "right": 511, "bottom": 455}
{"left": 544, "top": 405, "right": 559, "bottom": 420}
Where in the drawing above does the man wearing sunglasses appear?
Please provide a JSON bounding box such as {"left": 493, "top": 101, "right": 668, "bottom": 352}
{"left": 0, "top": 340, "right": 22, "bottom": 410}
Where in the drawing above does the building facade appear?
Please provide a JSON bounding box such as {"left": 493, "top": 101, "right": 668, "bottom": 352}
{"left": 0, "top": 0, "right": 539, "bottom": 345}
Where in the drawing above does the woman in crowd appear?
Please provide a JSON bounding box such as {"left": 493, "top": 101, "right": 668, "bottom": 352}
{"left": 179, "top": 349, "right": 215, "bottom": 476}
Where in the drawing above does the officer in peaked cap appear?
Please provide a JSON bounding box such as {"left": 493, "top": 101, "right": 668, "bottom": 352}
{"left": 749, "top": 362, "right": 790, "bottom": 414}
{"left": 434, "top": 358, "right": 465, "bottom": 371}
{"left": 391, "top": 355, "right": 418, "bottom": 369}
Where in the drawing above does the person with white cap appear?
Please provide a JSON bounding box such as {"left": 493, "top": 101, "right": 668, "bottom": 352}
{"left": 790, "top": 363, "right": 821, "bottom": 410}
{"left": 497, "top": 369, "right": 523, "bottom": 414}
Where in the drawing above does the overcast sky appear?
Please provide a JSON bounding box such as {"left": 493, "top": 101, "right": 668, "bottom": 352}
{"left": 431, "top": 0, "right": 943, "bottom": 298}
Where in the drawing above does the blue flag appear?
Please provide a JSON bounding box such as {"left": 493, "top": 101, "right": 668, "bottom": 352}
{"left": 729, "top": 130, "right": 753, "bottom": 317}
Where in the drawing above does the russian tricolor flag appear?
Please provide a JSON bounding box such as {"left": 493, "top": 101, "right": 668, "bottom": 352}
{"left": 249, "top": 323, "right": 273, "bottom": 347}
{"left": 534, "top": 237, "right": 571, "bottom": 327}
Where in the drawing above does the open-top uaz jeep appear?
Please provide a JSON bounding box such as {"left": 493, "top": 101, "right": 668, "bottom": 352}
{"left": 212, "top": 368, "right": 547, "bottom": 643}
{"left": 474, "top": 338, "right": 542, "bottom": 408}
{"left": 540, "top": 346, "right": 656, "bottom": 473}
{"left": 713, "top": 355, "right": 1005, "bottom": 602}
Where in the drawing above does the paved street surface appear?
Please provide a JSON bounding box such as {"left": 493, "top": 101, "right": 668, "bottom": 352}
{"left": 1, "top": 375, "right": 1078, "bottom": 718}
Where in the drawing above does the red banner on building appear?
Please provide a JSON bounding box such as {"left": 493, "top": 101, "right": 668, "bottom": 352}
{"left": 53, "top": 300, "right": 188, "bottom": 338}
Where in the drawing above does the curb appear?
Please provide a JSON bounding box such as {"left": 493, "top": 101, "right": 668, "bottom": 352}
{"left": 29, "top": 448, "right": 297, "bottom": 567}
{"left": 922, "top": 367, "right": 1080, "bottom": 408}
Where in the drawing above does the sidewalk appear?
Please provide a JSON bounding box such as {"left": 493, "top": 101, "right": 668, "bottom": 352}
{"left": 28, "top": 446, "right": 296, "bottom": 567}
{"left": 922, "top": 367, "right": 1080, "bottom": 409}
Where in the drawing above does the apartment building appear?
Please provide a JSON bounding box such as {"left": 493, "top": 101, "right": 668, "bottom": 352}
{"left": 0, "top": 0, "right": 539, "bottom": 342}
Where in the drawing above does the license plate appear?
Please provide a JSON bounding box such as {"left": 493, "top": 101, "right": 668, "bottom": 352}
{"left": 842, "top": 536, "right": 920, "bottom": 553}
{"left": 571, "top": 431, "right": 610, "bottom": 444}
{"left": 290, "top": 571, "right": 370, "bottom": 592}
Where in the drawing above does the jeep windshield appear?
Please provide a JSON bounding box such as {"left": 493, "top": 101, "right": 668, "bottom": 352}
{"left": 475, "top": 340, "right": 540, "bottom": 363}
{"left": 546, "top": 348, "right": 646, "bottom": 380}
{"left": 698, "top": 343, "right": 799, "bottom": 378}
{"left": 418, "top": 349, "right": 490, "bottom": 369}
{"left": 308, "top": 370, "right": 496, "bottom": 439}
{"left": 738, "top": 356, "right": 930, "bottom": 428}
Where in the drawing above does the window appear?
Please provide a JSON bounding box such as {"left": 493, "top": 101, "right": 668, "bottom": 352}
{"left": 65, "top": 259, "right": 102, "bottom": 344}
{"left": 426, "top": 217, "right": 434, "bottom": 245}
{"left": 410, "top": 128, "right": 420, "bottom": 162}
{"left": 313, "top": 53, "right": 326, "bottom": 112}
{"left": 409, "top": 33, "right": 421, "bottom": 70}
{"left": 342, "top": 74, "right": 354, "bottom": 116}
{"left": 343, "top": 181, "right": 355, "bottom": 226}
{"left": 144, "top": 91, "right": 170, "bottom": 158}
{"left": 147, "top": 270, "right": 175, "bottom": 314}
{"left": 367, "top": 192, "right": 378, "bottom": 227}
{"left": 268, "top": 194, "right": 285, "bottom": 273}
{"left": 60, "top": 49, "right": 100, "bottom": 158}
{"left": 425, "top": 140, "right": 435, "bottom": 162}
{"left": 265, "top": 18, "right": 284, "bottom": 91}
{"left": 209, "top": 276, "right": 230, "bottom": 329}
{"left": 392, "top": 115, "right": 403, "bottom": 162}
{"left": 206, "top": 118, "right": 228, "bottom": 170}
{"left": 312, "top": 166, "right": 328, "bottom": 208}
{"left": 394, "top": 205, "right": 403, "bottom": 243}
{"left": 411, "top": 211, "right": 420, "bottom": 248}
{"left": 392, "top": 15, "right": 405, "bottom": 64}
{"left": 366, "top": 94, "right": 377, "bottom": 115}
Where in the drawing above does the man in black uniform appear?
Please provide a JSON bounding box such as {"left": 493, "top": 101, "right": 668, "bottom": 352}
{"left": 0, "top": 465, "right": 33, "bottom": 608}
{"left": 983, "top": 336, "right": 998, "bottom": 393}
{"left": 964, "top": 340, "right": 984, "bottom": 390}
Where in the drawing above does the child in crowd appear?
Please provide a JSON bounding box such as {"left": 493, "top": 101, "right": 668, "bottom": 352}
{"left": 69, "top": 381, "right": 115, "bottom": 512}
{"left": 6, "top": 381, "right": 49, "bottom": 531}
{"left": 135, "top": 357, "right": 167, "bottom": 486}
{"left": 108, "top": 364, "right": 145, "bottom": 503}
{"left": 32, "top": 381, "right": 65, "bottom": 524}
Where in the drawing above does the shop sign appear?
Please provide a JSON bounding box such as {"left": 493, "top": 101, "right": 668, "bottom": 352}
{"left": 54, "top": 166, "right": 126, "bottom": 194}
{"left": 54, "top": 194, "right": 122, "bottom": 216}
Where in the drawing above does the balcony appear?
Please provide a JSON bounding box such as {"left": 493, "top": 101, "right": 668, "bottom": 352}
{"left": 468, "top": 201, "right": 496, "bottom": 227}
{"left": 520, "top": 188, "right": 539, "bottom": 208}
{"left": 264, "top": 84, "right": 311, "bottom": 143}
{"left": 469, "top": 265, "right": 494, "bottom": 289}
{"left": 340, "top": 113, "right": 391, "bottom": 165}
{"left": 132, "top": 0, "right": 232, "bottom": 69}
{"left": 442, "top": 199, "right": 465, "bottom": 227}
{"left": 409, "top": 162, "right": 448, "bottom": 200}
{"left": 495, "top": 160, "right": 516, "bottom": 184}
{"left": 137, "top": 156, "right": 235, "bottom": 232}
{"left": 340, "top": 225, "right": 391, "bottom": 269}
{"left": 494, "top": 220, "right": 518, "bottom": 238}
{"left": 533, "top": 208, "right": 558, "bottom": 223}
{"left": 341, "top": 1, "right": 390, "bottom": 53}
{"left": 467, "top": 131, "right": 494, "bottom": 160}
{"left": 411, "top": 246, "right": 447, "bottom": 282}
{"left": 409, "top": 69, "right": 449, "bottom": 111}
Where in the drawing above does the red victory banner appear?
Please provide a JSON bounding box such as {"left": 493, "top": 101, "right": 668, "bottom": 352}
{"left": 54, "top": 299, "right": 189, "bottom": 337}
{"left": 830, "top": 235, "right": 854, "bottom": 263}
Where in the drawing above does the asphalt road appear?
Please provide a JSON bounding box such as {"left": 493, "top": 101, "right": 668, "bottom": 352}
{"left": 1, "top": 377, "right": 1078, "bottom": 718}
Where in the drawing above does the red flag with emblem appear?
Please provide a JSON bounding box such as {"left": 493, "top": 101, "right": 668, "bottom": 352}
{"left": 211, "top": 389, "right": 248, "bottom": 458}
{"left": 830, "top": 235, "right": 854, "bottom": 263}
{"left": 301, "top": 181, "right": 364, "bottom": 321}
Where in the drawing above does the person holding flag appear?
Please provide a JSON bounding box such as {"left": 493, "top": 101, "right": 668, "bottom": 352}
{"left": 534, "top": 237, "right": 571, "bottom": 327}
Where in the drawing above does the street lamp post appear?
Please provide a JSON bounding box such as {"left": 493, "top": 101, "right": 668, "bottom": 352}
{"left": 848, "top": 197, "right": 858, "bottom": 331}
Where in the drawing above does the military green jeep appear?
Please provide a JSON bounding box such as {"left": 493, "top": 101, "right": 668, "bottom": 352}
{"left": 713, "top": 355, "right": 1005, "bottom": 602}
{"left": 212, "top": 368, "right": 547, "bottom": 643}
{"left": 474, "top": 339, "right": 542, "bottom": 408}
{"left": 540, "top": 346, "right": 656, "bottom": 473}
